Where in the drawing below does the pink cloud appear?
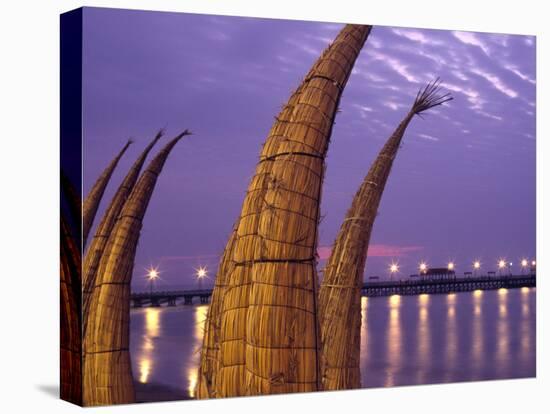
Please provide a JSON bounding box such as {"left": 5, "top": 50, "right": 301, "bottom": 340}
{"left": 317, "top": 244, "right": 424, "bottom": 260}
{"left": 158, "top": 243, "right": 424, "bottom": 265}
{"left": 160, "top": 254, "right": 220, "bottom": 262}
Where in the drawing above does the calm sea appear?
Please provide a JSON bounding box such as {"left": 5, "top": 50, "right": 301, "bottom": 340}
{"left": 129, "top": 287, "right": 536, "bottom": 400}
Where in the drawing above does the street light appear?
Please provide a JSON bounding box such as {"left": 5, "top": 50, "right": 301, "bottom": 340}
{"left": 195, "top": 266, "right": 208, "bottom": 289}
{"left": 447, "top": 262, "right": 455, "bottom": 271}
{"left": 419, "top": 262, "right": 428, "bottom": 275}
{"left": 521, "top": 259, "right": 528, "bottom": 275}
{"left": 473, "top": 260, "right": 481, "bottom": 276}
{"left": 498, "top": 259, "right": 506, "bottom": 276}
{"left": 147, "top": 267, "right": 159, "bottom": 296}
{"left": 389, "top": 263, "right": 399, "bottom": 280}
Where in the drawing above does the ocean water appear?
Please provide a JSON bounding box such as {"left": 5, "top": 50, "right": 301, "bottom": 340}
{"left": 129, "top": 287, "right": 536, "bottom": 400}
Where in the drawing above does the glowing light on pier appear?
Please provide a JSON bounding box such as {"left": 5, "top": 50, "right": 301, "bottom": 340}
{"left": 419, "top": 262, "right": 428, "bottom": 273}
{"left": 195, "top": 266, "right": 208, "bottom": 289}
{"left": 498, "top": 259, "right": 506, "bottom": 269}
{"left": 532, "top": 260, "right": 536, "bottom": 267}
{"left": 195, "top": 266, "right": 208, "bottom": 279}
{"left": 473, "top": 261, "right": 481, "bottom": 270}
{"left": 147, "top": 267, "right": 160, "bottom": 295}
{"left": 147, "top": 267, "right": 160, "bottom": 280}
{"left": 521, "top": 259, "right": 528, "bottom": 268}
{"left": 447, "top": 262, "right": 455, "bottom": 271}
{"left": 389, "top": 263, "right": 399, "bottom": 275}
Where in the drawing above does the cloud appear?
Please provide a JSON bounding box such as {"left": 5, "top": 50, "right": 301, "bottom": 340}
{"left": 478, "top": 111, "right": 503, "bottom": 121}
{"left": 160, "top": 254, "right": 221, "bottom": 262}
{"left": 418, "top": 133, "right": 439, "bottom": 142}
{"left": 441, "top": 82, "right": 484, "bottom": 110}
{"left": 451, "top": 70, "right": 469, "bottom": 81}
{"left": 369, "top": 37, "right": 383, "bottom": 49}
{"left": 504, "top": 64, "right": 536, "bottom": 85}
{"left": 305, "top": 34, "right": 333, "bottom": 44}
{"left": 208, "top": 30, "right": 230, "bottom": 41}
{"left": 367, "top": 50, "right": 421, "bottom": 83}
{"left": 470, "top": 68, "right": 518, "bottom": 98}
{"left": 285, "top": 38, "right": 320, "bottom": 56}
{"left": 317, "top": 244, "right": 424, "bottom": 260}
{"left": 353, "top": 104, "right": 373, "bottom": 112}
{"left": 392, "top": 28, "right": 442, "bottom": 46}
{"left": 452, "top": 31, "right": 491, "bottom": 55}
{"left": 353, "top": 103, "right": 374, "bottom": 118}
{"left": 383, "top": 101, "right": 406, "bottom": 111}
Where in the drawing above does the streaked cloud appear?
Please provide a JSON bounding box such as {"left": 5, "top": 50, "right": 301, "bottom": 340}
{"left": 452, "top": 31, "right": 491, "bottom": 55}
{"left": 418, "top": 133, "right": 439, "bottom": 142}
{"left": 367, "top": 50, "right": 421, "bottom": 83}
{"left": 505, "top": 64, "right": 536, "bottom": 85}
{"left": 318, "top": 244, "right": 424, "bottom": 260}
{"left": 392, "top": 28, "right": 443, "bottom": 46}
{"left": 470, "top": 68, "right": 518, "bottom": 98}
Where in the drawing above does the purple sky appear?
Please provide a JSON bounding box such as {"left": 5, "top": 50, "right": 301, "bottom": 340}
{"left": 82, "top": 7, "right": 536, "bottom": 290}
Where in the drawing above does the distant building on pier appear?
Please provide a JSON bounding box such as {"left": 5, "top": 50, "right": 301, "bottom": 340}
{"left": 420, "top": 267, "right": 456, "bottom": 280}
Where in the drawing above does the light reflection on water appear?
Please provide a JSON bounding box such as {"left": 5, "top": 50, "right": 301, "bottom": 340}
{"left": 137, "top": 308, "right": 161, "bottom": 383}
{"left": 471, "top": 288, "right": 483, "bottom": 377}
{"left": 186, "top": 305, "right": 208, "bottom": 398}
{"left": 385, "top": 295, "right": 402, "bottom": 387}
{"left": 445, "top": 293, "right": 457, "bottom": 381}
{"left": 416, "top": 294, "right": 431, "bottom": 384}
{"left": 130, "top": 288, "right": 535, "bottom": 399}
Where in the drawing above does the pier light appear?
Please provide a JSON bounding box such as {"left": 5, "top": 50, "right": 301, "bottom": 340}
{"left": 521, "top": 259, "right": 528, "bottom": 268}
{"left": 148, "top": 268, "right": 159, "bottom": 280}
{"left": 196, "top": 266, "right": 208, "bottom": 279}
{"left": 531, "top": 260, "right": 536, "bottom": 267}
{"left": 195, "top": 266, "right": 208, "bottom": 289}
{"left": 147, "top": 267, "right": 160, "bottom": 295}
{"left": 389, "top": 263, "right": 399, "bottom": 280}
{"left": 473, "top": 261, "right": 481, "bottom": 270}
{"left": 498, "top": 259, "right": 506, "bottom": 269}
{"left": 447, "top": 262, "right": 455, "bottom": 271}
{"left": 419, "top": 262, "right": 428, "bottom": 274}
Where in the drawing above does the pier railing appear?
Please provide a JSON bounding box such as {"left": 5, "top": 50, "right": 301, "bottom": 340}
{"left": 130, "top": 274, "right": 536, "bottom": 307}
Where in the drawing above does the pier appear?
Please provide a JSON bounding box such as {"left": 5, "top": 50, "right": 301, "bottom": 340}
{"left": 130, "top": 273, "right": 536, "bottom": 307}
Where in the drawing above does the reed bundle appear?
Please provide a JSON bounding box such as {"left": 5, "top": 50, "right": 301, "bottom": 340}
{"left": 82, "top": 130, "right": 163, "bottom": 333}
{"left": 60, "top": 171, "right": 82, "bottom": 404}
{"left": 196, "top": 226, "right": 238, "bottom": 398}
{"left": 211, "top": 24, "right": 372, "bottom": 398}
{"left": 60, "top": 216, "right": 82, "bottom": 404}
{"left": 214, "top": 83, "right": 313, "bottom": 398}
{"left": 318, "top": 79, "right": 452, "bottom": 390}
{"left": 83, "top": 140, "right": 132, "bottom": 247}
{"left": 83, "top": 131, "right": 189, "bottom": 406}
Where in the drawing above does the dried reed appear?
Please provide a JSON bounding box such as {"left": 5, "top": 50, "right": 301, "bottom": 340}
{"left": 318, "top": 79, "right": 452, "bottom": 390}
{"left": 60, "top": 172, "right": 82, "bottom": 404}
{"left": 212, "top": 24, "right": 372, "bottom": 397}
{"left": 196, "top": 226, "right": 238, "bottom": 398}
{"left": 82, "top": 131, "right": 189, "bottom": 406}
{"left": 60, "top": 215, "right": 82, "bottom": 404}
{"left": 82, "top": 130, "right": 163, "bottom": 333}
{"left": 83, "top": 140, "right": 132, "bottom": 247}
